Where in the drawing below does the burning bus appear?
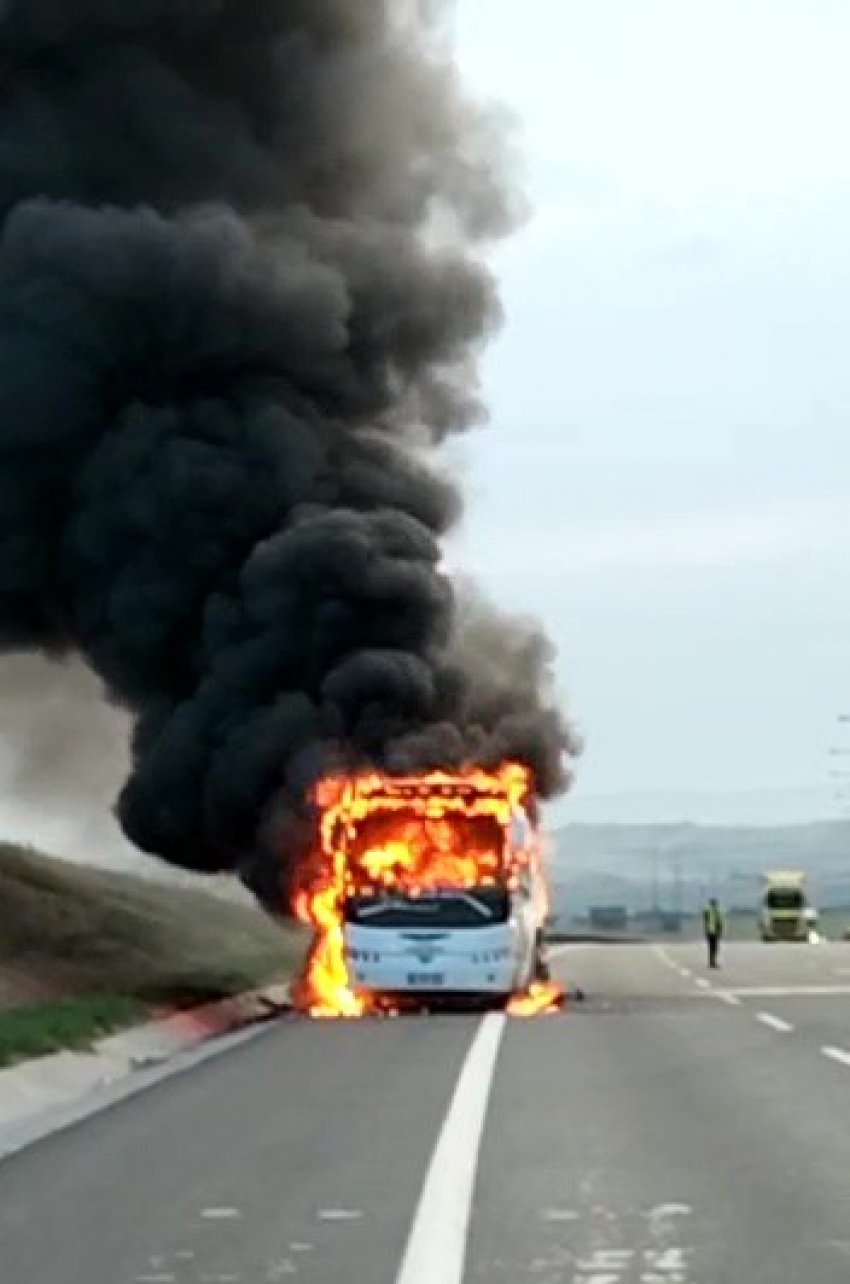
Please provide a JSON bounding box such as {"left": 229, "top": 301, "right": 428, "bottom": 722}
{"left": 292, "top": 762, "right": 562, "bottom": 1016}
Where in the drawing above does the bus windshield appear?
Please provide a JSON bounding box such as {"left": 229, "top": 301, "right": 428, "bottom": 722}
{"left": 345, "top": 807, "right": 507, "bottom": 895}
{"left": 344, "top": 885, "right": 511, "bottom": 929}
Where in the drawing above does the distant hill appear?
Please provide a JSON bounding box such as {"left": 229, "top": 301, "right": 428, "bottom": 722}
{"left": 546, "top": 820, "right": 850, "bottom": 916}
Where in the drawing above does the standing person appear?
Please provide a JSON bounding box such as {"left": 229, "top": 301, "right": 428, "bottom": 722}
{"left": 703, "top": 898, "right": 724, "bottom": 968}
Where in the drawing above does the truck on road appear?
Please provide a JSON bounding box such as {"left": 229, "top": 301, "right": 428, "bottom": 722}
{"left": 759, "top": 869, "right": 818, "bottom": 942}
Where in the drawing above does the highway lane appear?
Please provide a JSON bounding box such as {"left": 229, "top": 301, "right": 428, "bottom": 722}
{"left": 641, "top": 940, "right": 850, "bottom": 1064}
{"left": 649, "top": 938, "right": 850, "bottom": 992}
{"left": 0, "top": 1016, "right": 476, "bottom": 1284}
{"left": 2, "top": 942, "right": 850, "bottom": 1283}
{"left": 470, "top": 943, "right": 850, "bottom": 1283}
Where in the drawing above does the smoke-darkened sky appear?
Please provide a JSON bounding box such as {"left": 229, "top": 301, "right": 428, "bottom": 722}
{"left": 0, "top": 1, "right": 574, "bottom": 891}
{"left": 3, "top": 1, "right": 849, "bottom": 863}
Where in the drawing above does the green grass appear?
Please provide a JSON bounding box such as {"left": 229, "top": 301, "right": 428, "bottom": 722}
{"left": 0, "top": 842, "right": 307, "bottom": 1065}
{"left": 0, "top": 995, "right": 147, "bottom": 1069}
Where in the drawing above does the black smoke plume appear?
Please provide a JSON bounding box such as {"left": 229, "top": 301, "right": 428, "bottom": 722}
{"left": 0, "top": 0, "right": 576, "bottom": 906}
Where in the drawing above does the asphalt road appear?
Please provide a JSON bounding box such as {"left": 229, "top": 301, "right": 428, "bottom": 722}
{"left": 3, "top": 942, "right": 850, "bottom": 1283}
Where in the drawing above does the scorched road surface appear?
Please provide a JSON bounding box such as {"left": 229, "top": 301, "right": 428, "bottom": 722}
{"left": 2, "top": 944, "right": 850, "bottom": 1283}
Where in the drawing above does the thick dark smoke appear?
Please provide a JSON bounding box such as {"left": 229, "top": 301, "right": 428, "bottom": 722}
{"left": 0, "top": 0, "right": 576, "bottom": 905}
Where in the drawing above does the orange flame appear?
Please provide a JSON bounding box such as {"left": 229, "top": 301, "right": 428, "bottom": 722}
{"left": 506, "top": 981, "right": 565, "bottom": 1016}
{"left": 289, "top": 762, "right": 564, "bottom": 1018}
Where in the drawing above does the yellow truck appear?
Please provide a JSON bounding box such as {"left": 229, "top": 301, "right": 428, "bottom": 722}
{"left": 759, "top": 869, "right": 817, "bottom": 942}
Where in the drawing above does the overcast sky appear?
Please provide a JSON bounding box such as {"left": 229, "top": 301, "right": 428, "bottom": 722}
{"left": 452, "top": 0, "right": 850, "bottom": 822}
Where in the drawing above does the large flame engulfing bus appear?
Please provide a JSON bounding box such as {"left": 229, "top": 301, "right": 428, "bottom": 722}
{"left": 291, "top": 763, "right": 563, "bottom": 1018}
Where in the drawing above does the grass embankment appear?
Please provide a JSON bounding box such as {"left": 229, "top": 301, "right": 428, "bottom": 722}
{"left": 0, "top": 996, "right": 146, "bottom": 1067}
{"left": 0, "top": 842, "right": 306, "bottom": 1068}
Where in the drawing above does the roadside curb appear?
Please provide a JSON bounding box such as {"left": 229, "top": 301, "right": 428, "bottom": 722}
{"left": 0, "top": 982, "right": 291, "bottom": 1133}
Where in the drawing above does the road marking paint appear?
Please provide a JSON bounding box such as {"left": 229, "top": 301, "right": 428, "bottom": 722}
{"left": 541, "top": 1207, "right": 580, "bottom": 1221}
{"left": 395, "top": 1013, "right": 505, "bottom": 1284}
{"left": 823, "top": 1046, "right": 850, "bottom": 1067}
{"left": 268, "top": 1262, "right": 298, "bottom": 1280}
{"left": 573, "top": 1244, "right": 692, "bottom": 1283}
{"left": 201, "top": 1207, "right": 242, "bottom": 1220}
{"left": 695, "top": 978, "right": 711, "bottom": 990}
{"left": 318, "top": 1208, "right": 363, "bottom": 1221}
{"left": 577, "top": 1249, "right": 635, "bottom": 1270}
{"left": 644, "top": 1245, "right": 689, "bottom": 1277}
{"left": 756, "top": 1012, "right": 793, "bottom": 1033}
{"left": 678, "top": 969, "right": 692, "bottom": 979}
{"left": 574, "top": 1249, "right": 635, "bottom": 1282}
{"left": 714, "top": 991, "right": 741, "bottom": 1006}
{"left": 648, "top": 1203, "right": 692, "bottom": 1219}
{"left": 722, "top": 985, "right": 850, "bottom": 998}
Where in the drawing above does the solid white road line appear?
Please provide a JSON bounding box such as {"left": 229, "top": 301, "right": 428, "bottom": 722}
{"left": 822, "top": 1046, "right": 850, "bottom": 1068}
{"left": 722, "top": 985, "right": 850, "bottom": 999}
{"left": 756, "top": 1012, "right": 794, "bottom": 1034}
{"left": 395, "top": 1013, "right": 505, "bottom": 1284}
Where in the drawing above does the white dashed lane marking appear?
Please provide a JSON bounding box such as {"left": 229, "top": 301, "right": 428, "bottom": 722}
{"left": 822, "top": 1046, "right": 850, "bottom": 1068}
{"left": 756, "top": 1012, "right": 794, "bottom": 1034}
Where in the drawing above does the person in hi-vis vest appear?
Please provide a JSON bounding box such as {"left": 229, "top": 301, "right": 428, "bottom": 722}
{"left": 703, "top": 898, "right": 724, "bottom": 969}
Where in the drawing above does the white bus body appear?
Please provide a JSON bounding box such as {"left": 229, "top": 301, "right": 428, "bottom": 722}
{"left": 345, "top": 882, "right": 543, "bottom": 997}
{"left": 342, "top": 806, "right": 548, "bottom": 998}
